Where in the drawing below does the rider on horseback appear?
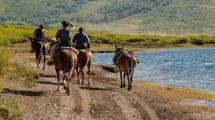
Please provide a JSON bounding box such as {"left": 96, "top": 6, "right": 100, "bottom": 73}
{"left": 31, "top": 24, "right": 46, "bottom": 53}
{"left": 73, "top": 27, "right": 90, "bottom": 50}
{"left": 48, "top": 21, "right": 77, "bottom": 66}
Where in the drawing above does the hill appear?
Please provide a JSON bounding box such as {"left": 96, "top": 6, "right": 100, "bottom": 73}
{"left": 0, "top": 0, "right": 215, "bottom": 34}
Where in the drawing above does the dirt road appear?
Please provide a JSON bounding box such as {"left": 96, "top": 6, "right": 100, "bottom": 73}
{"left": 3, "top": 44, "right": 215, "bottom": 120}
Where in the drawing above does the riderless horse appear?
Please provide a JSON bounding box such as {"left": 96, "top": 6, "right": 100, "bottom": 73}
{"left": 113, "top": 45, "right": 138, "bottom": 90}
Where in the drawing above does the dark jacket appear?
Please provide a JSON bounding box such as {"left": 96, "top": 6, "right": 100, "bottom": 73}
{"left": 73, "top": 32, "right": 90, "bottom": 49}
{"left": 56, "top": 28, "right": 71, "bottom": 47}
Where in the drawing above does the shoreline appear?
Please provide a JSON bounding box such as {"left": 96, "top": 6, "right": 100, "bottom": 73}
{"left": 91, "top": 43, "right": 215, "bottom": 53}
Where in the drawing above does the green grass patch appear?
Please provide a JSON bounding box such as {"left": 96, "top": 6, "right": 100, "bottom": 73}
{"left": 9, "top": 66, "right": 39, "bottom": 87}
{"left": 0, "top": 48, "right": 10, "bottom": 76}
{"left": 98, "top": 64, "right": 118, "bottom": 73}
{"left": 0, "top": 94, "right": 22, "bottom": 120}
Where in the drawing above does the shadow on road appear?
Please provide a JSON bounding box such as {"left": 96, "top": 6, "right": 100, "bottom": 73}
{"left": 79, "top": 86, "right": 112, "bottom": 91}
{"left": 2, "top": 88, "right": 44, "bottom": 96}
{"left": 38, "top": 80, "right": 64, "bottom": 86}
{"left": 39, "top": 73, "right": 56, "bottom": 78}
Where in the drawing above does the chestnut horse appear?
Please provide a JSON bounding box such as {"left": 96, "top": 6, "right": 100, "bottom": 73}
{"left": 114, "top": 46, "right": 138, "bottom": 91}
{"left": 50, "top": 41, "right": 78, "bottom": 95}
{"left": 76, "top": 49, "right": 92, "bottom": 85}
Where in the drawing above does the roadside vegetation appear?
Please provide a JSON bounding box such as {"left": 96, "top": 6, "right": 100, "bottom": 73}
{"left": 0, "top": 94, "right": 22, "bottom": 120}
{"left": 9, "top": 66, "right": 39, "bottom": 87}
{"left": 0, "top": 48, "right": 10, "bottom": 91}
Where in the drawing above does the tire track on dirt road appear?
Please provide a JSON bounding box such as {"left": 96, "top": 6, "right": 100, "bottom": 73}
{"left": 93, "top": 81, "right": 159, "bottom": 120}
{"left": 71, "top": 84, "right": 92, "bottom": 120}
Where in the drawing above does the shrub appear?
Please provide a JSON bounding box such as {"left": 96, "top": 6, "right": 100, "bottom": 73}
{"left": 98, "top": 64, "right": 118, "bottom": 73}
{"left": 0, "top": 95, "right": 22, "bottom": 120}
{"left": 9, "top": 66, "right": 39, "bottom": 87}
{"left": 192, "top": 38, "right": 204, "bottom": 45}
{"left": 0, "top": 48, "right": 9, "bottom": 75}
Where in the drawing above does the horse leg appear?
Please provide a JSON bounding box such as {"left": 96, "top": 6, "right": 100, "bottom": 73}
{"left": 77, "top": 68, "right": 80, "bottom": 84}
{"left": 66, "top": 72, "right": 72, "bottom": 95}
{"left": 81, "top": 70, "right": 84, "bottom": 85}
{"left": 127, "top": 73, "right": 131, "bottom": 91}
{"left": 35, "top": 52, "right": 40, "bottom": 68}
{"left": 88, "top": 65, "right": 91, "bottom": 85}
{"left": 43, "top": 53, "right": 46, "bottom": 70}
{"left": 56, "top": 69, "right": 60, "bottom": 92}
{"left": 123, "top": 73, "right": 126, "bottom": 87}
{"left": 120, "top": 72, "right": 123, "bottom": 88}
{"left": 63, "top": 73, "right": 67, "bottom": 90}
{"left": 129, "top": 70, "right": 134, "bottom": 90}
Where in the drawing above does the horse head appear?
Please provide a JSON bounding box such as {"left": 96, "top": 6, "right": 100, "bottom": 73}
{"left": 115, "top": 45, "right": 125, "bottom": 54}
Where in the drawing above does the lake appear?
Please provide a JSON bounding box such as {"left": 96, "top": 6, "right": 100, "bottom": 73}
{"left": 93, "top": 48, "right": 215, "bottom": 94}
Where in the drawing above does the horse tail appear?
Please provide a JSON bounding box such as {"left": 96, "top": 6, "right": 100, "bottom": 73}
{"left": 128, "top": 60, "right": 133, "bottom": 75}
{"left": 65, "top": 53, "right": 72, "bottom": 72}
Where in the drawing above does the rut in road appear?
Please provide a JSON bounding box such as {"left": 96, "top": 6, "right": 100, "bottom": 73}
{"left": 93, "top": 82, "right": 159, "bottom": 120}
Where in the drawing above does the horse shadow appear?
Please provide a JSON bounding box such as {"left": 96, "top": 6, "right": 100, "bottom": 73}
{"left": 79, "top": 86, "right": 112, "bottom": 91}
{"left": 38, "top": 80, "right": 64, "bottom": 86}
{"left": 39, "top": 73, "right": 56, "bottom": 78}
{"left": 2, "top": 88, "right": 44, "bottom": 96}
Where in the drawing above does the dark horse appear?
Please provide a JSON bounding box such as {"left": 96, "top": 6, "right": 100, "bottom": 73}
{"left": 114, "top": 46, "right": 138, "bottom": 91}
{"left": 31, "top": 38, "right": 47, "bottom": 70}
{"left": 50, "top": 41, "right": 78, "bottom": 95}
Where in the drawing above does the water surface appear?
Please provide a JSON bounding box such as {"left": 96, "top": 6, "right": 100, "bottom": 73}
{"left": 93, "top": 48, "right": 215, "bottom": 93}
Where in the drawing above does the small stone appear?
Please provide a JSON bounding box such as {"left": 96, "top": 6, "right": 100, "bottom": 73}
{"left": 53, "top": 104, "right": 57, "bottom": 107}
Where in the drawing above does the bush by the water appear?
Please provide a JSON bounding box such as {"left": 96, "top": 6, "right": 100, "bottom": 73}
{"left": 88, "top": 32, "right": 215, "bottom": 47}
{"left": 98, "top": 64, "right": 118, "bottom": 73}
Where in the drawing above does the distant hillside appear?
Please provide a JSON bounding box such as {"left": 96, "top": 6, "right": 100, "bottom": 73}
{"left": 0, "top": 0, "right": 215, "bottom": 34}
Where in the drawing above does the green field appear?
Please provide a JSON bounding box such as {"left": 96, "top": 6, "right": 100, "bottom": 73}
{"left": 0, "top": 25, "right": 215, "bottom": 48}
{"left": 0, "top": 0, "right": 215, "bottom": 34}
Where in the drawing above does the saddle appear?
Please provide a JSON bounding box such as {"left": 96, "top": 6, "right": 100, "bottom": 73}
{"left": 75, "top": 43, "right": 87, "bottom": 50}
{"left": 113, "top": 50, "right": 138, "bottom": 65}
{"left": 57, "top": 46, "right": 79, "bottom": 55}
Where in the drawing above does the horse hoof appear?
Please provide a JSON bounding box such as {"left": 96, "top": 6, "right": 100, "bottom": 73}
{"left": 81, "top": 83, "right": 84, "bottom": 85}
{"left": 120, "top": 86, "right": 123, "bottom": 88}
{"left": 64, "top": 86, "right": 67, "bottom": 90}
{"left": 88, "top": 83, "right": 91, "bottom": 86}
{"left": 66, "top": 90, "right": 71, "bottom": 95}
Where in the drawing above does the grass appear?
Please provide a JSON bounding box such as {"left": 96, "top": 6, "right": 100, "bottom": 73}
{"left": 98, "top": 64, "right": 118, "bottom": 73}
{"left": 0, "top": 94, "right": 22, "bottom": 120}
{"left": 0, "top": 48, "right": 10, "bottom": 76}
{"left": 9, "top": 66, "right": 39, "bottom": 87}
{"left": 1, "top": 24, "right": 215, "bottom": 50}
{"left": 142, "top": 81, "right": 215, "bottom": 101}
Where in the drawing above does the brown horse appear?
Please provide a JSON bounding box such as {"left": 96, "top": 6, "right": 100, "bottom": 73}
{"left": 114, "top": 46, "right": 138, "bottom": 91}
{"left": 76, "top": 49, "right": 92, "bottom": 85}
{"left": 50, "top": 41, "right": 78, "bottom": 95}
